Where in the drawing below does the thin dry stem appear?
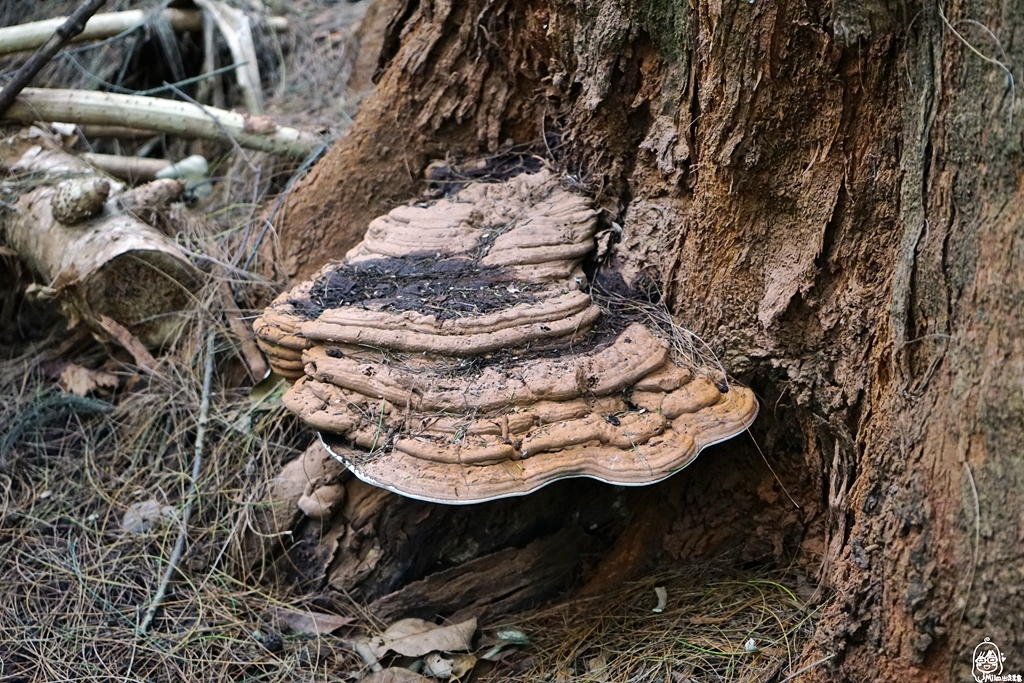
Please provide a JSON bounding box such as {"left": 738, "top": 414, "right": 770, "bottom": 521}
{"left": 138, "top": 329, "right": 216, "bottom": 636}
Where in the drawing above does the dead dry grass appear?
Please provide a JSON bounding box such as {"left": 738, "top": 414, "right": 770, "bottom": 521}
{"left": 0, "top": 251, "right": 365, "bottom": 681}
{"left": 487, "top": 566, "right": 821, "bottom": 683}
{"left": 0, "top": 3, "right": 360, "bottom": 672}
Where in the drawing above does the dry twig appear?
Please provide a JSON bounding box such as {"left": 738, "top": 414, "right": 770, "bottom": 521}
{"left": 137, "top": 330, "right": 216, "bottom": 636}
{"left": 0, "top": 9, "right": 287, "bottom": 57}
{"left": 1, "top": 89, "right": 319, "bottom": 158}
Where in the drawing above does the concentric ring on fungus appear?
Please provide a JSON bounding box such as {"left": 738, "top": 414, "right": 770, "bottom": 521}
{"left": 254, "top": 170, "right": 758, "bottom": 503}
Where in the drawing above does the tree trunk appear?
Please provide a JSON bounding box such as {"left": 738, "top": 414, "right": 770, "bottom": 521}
{"left": 269, "top": 0, "right": 1024, "bottom": 678}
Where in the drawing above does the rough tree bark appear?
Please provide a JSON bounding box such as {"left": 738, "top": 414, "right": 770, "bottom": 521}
{"left": 267, "top": 0, "right": 1024, "bottom": 679}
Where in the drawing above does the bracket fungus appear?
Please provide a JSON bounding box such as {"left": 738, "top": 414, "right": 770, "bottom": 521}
{"left": 255, "top": 170, "right": 758, "bottom": 504}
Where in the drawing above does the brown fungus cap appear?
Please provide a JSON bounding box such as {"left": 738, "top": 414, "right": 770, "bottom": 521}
{"left": 254, "top": 170, "right": 758, "bottom": 503}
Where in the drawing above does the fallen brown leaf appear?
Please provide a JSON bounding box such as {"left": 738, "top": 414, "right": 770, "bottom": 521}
{"left": 364, "top": 617, "right": 477, "bottom": 659}
{"left": 267, "top": 606, "right": 353, "bottom": 636}
{"left": 59, "top": 363, "right": 118, "bottom": 396}
{"left": 360, "top": 669, "right": 431, "bottom": 683}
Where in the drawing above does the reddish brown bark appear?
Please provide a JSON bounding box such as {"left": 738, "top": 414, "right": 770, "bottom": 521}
{"left": 272, "top": 0, "right": 1024, "bottom": 678}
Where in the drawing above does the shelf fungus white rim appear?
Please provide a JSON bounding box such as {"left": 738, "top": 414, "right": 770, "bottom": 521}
{"left": 319, "top": 394, "right": 759, "bottom": 505}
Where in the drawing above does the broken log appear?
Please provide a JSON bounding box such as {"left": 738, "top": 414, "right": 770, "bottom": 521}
{"left": 0, "top": 8, "right": 288, "bottom": 57}
{"left": 0, "top": 89, "right": 320, "bottom": 159}
{"left": 0, "top": 136, "right": 200, "bottom": 348}
{"left": 246, "top": 440, "right": 630, "bottom": 621}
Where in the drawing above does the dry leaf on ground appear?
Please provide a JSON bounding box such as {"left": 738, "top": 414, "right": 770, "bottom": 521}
{"left": 59, "top": 363, "right": 118, "bottom": 396}
{"left": 361, "top": 669, "right": 431, "bottom": 683}
{"left": 267, "top": 606, "right": 353, "bottom": 635}
{"left": 364, "top": 617, "right": 477, "bottom": 659}
{"left": 121, "top": 499, "right": 176, "bottom": 534}
{"left": 422, "top": 652, "right": 477, "bottom": 680}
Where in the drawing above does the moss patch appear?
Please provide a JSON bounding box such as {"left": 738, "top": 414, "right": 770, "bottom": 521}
{"left": 636, "top": 0, "right": 689, "bottom": 59}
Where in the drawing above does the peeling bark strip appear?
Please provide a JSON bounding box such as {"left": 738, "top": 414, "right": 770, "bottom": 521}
{"left": 256, "top": 172, "right": 757, "bottom": 503}
{"left": 0, "top": 137, "right": 199, "bottom": 348}
{"left": 0, "top": 89, "right": 319, "bottom": 159}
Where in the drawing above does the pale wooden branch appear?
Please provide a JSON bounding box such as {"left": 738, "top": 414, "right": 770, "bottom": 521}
{"left": 1, "top": 89, "right": 320, "bottom": 158}
{"left": 0, "top": 9, "right": 288, "bottom": 57}
{"left": 81, "top": 153, "right": 171, "bottom": 181}
{"left": 193, "top": 0, "right": 264, "bottom": 114}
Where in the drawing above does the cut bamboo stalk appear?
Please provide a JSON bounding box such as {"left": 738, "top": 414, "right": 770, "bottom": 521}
{"left": 0, "top": 89, "right": 319, "bottom": 158}
{"left": 0, "top": 9, "right": 288, "bottom": 57}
